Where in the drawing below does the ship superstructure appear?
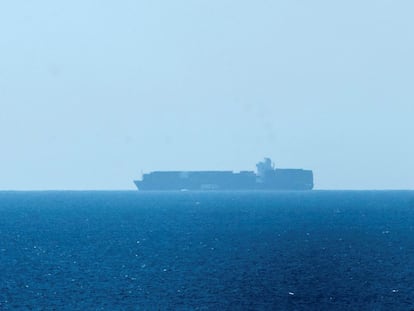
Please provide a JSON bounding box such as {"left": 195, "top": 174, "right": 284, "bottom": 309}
{"left": 134, "top": 158, "right": 313, "bottom": 191}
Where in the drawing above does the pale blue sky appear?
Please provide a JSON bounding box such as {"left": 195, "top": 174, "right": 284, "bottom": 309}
{"left": 1, "top": 1, "right": 413, "bottom": 190}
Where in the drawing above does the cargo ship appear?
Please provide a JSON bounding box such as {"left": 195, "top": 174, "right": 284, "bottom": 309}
{"left": 134, "top": 158, "right": 313, "bottom": 191}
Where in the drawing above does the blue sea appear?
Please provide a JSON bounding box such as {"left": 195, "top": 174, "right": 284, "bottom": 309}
{"left": 1, "top": 191, "right": 414, "bottom": 310}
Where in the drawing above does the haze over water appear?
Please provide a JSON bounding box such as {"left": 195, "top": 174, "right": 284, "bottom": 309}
{"left": 1, "top": 1, "right": 414, "bottom": 190}
{"left": 1, "top": 1, "right": 414, "bottom": 309}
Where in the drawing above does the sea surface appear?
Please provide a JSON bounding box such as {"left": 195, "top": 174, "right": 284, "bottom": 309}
{"left": 1, "top": 191, "right": 414, "bottom": 310}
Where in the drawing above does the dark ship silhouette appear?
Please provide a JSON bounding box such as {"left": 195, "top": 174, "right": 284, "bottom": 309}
{"left": 134, "top": 158, "right": 313, "bottom": 191}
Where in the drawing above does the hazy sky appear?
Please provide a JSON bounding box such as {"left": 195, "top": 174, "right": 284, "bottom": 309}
{"left": 1, "top": 1, "right": 413, "bottom": 190}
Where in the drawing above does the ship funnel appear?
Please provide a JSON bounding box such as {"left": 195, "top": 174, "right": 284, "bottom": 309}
{"left": 256, "top": 158, "right": 274, "bottom": 177}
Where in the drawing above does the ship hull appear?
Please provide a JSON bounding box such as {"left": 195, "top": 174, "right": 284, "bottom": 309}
{"left": 134, "top": 169, "right": 313, "bottom": 191}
